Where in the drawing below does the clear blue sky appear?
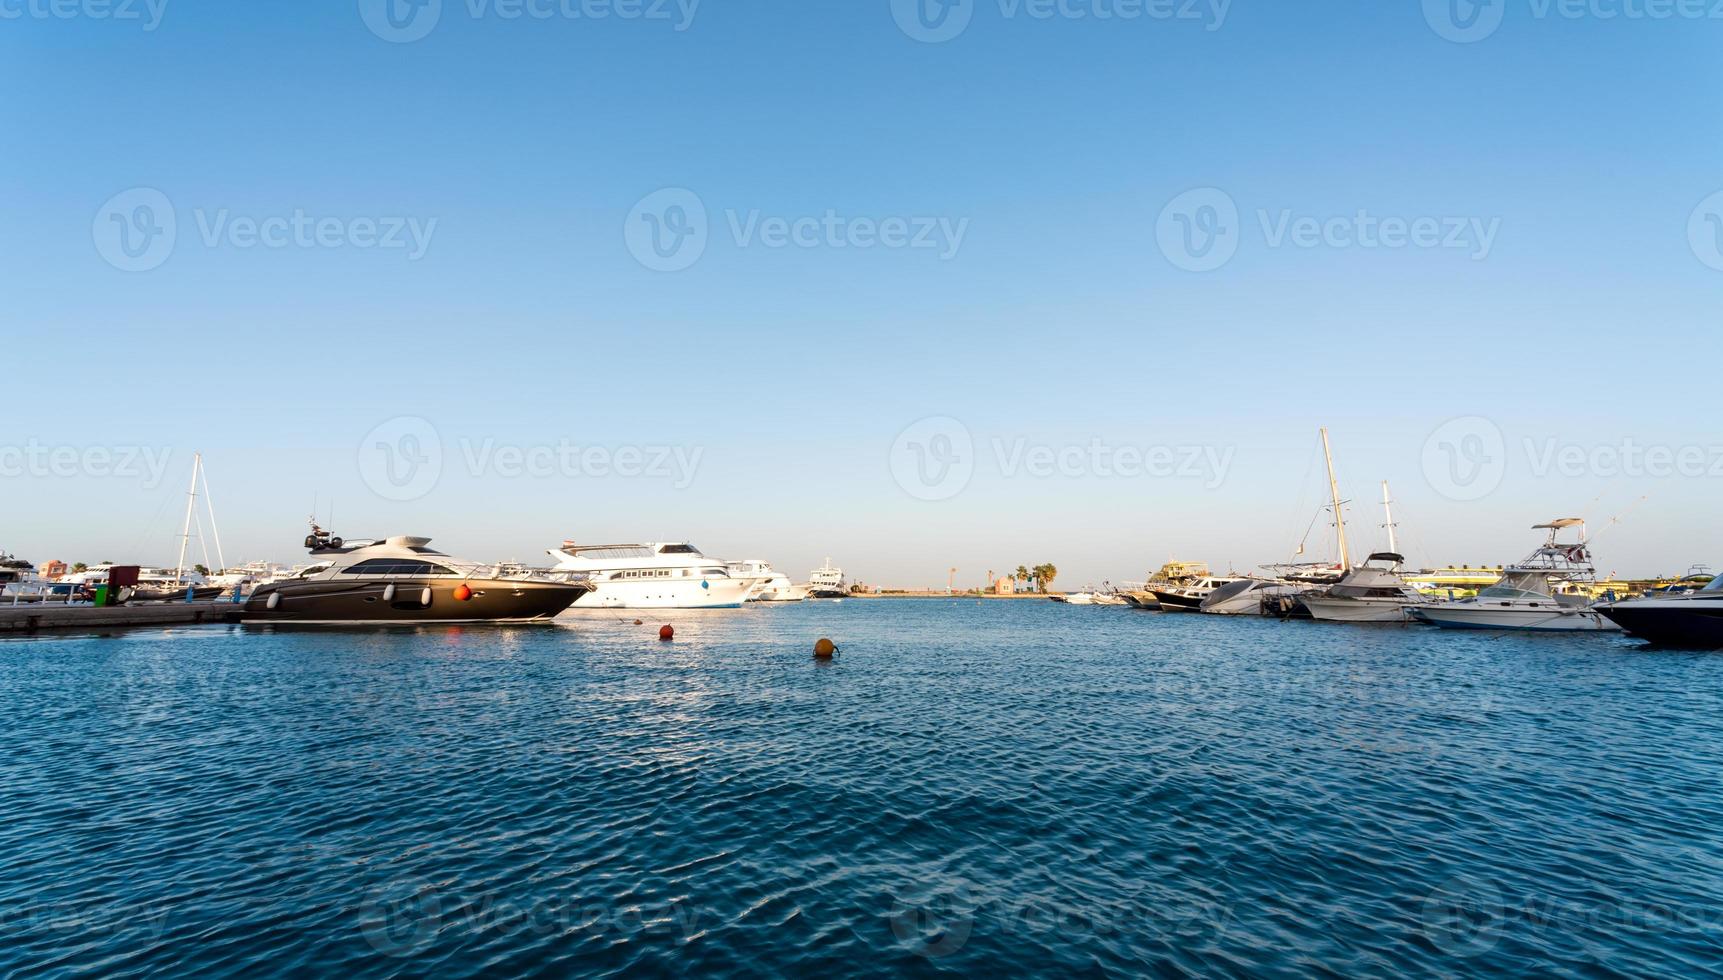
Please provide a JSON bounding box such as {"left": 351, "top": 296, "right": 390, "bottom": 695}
{"left": 4, "top": 1, "right": 1720, "bottom": 584}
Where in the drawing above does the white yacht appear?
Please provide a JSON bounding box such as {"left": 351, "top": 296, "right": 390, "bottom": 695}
{"left": 808, "top": 558, "right": 846, "bottom": 599}
{"left": 1410, "top": 520, "right": 1620, "bottom": 632}
{"left": 728, "top": 560, "right": 808, "bottom": 602}
{"left": 1302, "top": 553, "right": 1433, "bottom": 623}
{"left": 1302, "top": 483, "right": 1434, "bottom": 623}
{"left": 209, "top": 561, "right": 292, "bottom": 593}
{"left": 547, "top": 541, "right": 764, "bottom": 609}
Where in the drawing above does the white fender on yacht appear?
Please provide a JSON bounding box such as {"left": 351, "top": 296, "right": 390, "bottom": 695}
{"left": 383, "top": 584, "right": 396, "bottom": 602}
{"left": 420, "top": 587, "right": 433, "bottom": 607}
{"left": 266, "top": 592, "right": 280, "bottom": 610}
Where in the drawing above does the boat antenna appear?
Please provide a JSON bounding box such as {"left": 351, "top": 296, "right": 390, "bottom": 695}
{"left": 1380, "top": 480, "right": 1398, "bottom": 555}
{"left": 1587, "top": 495, "right": 1648, "bottom": 544}
{"left": 1319, "top": 428, "right": 1351, "bottom": 570}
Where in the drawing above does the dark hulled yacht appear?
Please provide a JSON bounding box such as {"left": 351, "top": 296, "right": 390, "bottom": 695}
{"left": 243, "top": 527, "right": 589, "bottom": 625}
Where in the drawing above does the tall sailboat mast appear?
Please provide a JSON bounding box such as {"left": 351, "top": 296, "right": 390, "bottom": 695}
{"left": 1319, "top": 428, "right": 1351, "bottom": 571}
{"left": 174, "top": 452, "right": 202, "bottom": 588}
{"left": 1380, "top": 480, "right": 1398, "bottom": 555}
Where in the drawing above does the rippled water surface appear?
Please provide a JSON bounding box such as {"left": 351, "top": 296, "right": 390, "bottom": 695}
{"left": 4, "top": 600, "right": 1722, "bottom": 977}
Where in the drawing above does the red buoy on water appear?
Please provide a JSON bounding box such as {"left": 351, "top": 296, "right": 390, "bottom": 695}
{"left": 634, "top": 619, "right": 644, "bottom": 626}
{"left": 813, "top": 638, "right": 837, "bottom": 659}
{"left": 659, "top": 625, "right": 674, "bottom": 641}
{"left": 453, "top": 583, "right": 474, "bottom": 602}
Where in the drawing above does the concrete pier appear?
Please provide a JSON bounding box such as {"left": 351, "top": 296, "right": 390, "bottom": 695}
{"left": 0, "top": 602, "right": 243, "bottom": 633}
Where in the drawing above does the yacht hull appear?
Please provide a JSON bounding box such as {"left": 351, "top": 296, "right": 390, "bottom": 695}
{"left": 1599, "top": 602, "right": 1723, "bottom": 649}
{"left": 242, "top": 579, "right": 587, "bottom": 625}
{"left": 1150, "top": 589, "right": 1205, "bottom": 612}
{"left": 1121, "top": 591, "right": 1161, "bottom": 610}
{"left": 1410, "top": 604, "right": 1620, "bottom": 632}
{"left": 1302, "top": 596, "right": 1422, "bottom": 624}
{"left": 573, "top": 576, "right": 759, "bottom": 610}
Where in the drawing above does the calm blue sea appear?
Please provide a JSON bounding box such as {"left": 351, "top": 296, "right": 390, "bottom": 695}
{"left": 3, "top": 600, "right": 1721, "bottom": 977}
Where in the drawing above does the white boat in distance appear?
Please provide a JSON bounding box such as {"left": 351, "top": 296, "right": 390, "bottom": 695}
{"left": 548, "top": 542, "right": 764, "bottom": 609}
{"left": 808, "top": 559, "right": 846, "bottom": 599}
{"left": 728, "top": 559, "right": 809, "bottom": 602}
{"left": 1410, "top": 519, "right": 1620, "bottom": 632}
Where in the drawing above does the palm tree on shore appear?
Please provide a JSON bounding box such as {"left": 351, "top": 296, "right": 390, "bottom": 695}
{"left": 1014, "top": 565, "right": 1030, "bottom": 592}
{"left": 1030, "top": 563, "right": 1058, "bottom": 593}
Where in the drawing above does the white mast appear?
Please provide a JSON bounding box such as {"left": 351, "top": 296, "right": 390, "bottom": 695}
{"left": 1319, "top": 428, "right": 1351, "bottom": 571}
{"left": 1380, "top": 480, "right": 1398, "bottom": 555}
{"left": 200, "top": 461, "right": 228, "bottom": 575}
{"left": 174, "top": 452, "right": 202, "bottom": 588}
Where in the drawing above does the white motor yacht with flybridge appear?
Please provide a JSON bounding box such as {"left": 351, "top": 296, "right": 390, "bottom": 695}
{"left": 1302, "top": 481, "right": 1435, "bottom": 623}
{"left": 547, "top": 541, "right": 764, "bottom": 609}
{"left": 1409, "top": 519, "right": 1620, "bottom": 632}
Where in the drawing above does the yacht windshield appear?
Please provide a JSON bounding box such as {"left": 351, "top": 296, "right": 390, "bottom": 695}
{"left": 1702, "top": 575, "right": 1723, "bottom": 593}
{"left": 1478, "top": 585, "right": 1547, "bottom": 600}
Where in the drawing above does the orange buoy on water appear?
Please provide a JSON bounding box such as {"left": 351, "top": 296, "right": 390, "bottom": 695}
{"left": 453, "top": 583, "right": 474, "bottom": 602}
{"left": 659, "top": 625, "right": 675, "bottom": 641}
{"left": 633, "top": 619, "right": 644, "bottom": 626}
{"left": 813, "top": 638, "right": 837, "bottom": 659}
